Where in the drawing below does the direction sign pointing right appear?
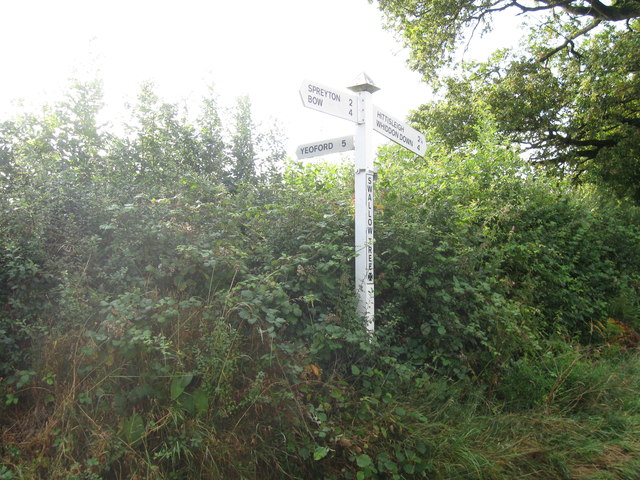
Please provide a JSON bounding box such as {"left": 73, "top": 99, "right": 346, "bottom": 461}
{"left": 299, "top": 79, "right": 360, "bottom": 123}
{"left": 372, "top": 105, "right": 425, "bottom": 157}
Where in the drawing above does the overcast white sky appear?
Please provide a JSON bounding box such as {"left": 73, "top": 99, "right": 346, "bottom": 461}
{"left": 0, "top": 0, "right": 520, "bottom": 158}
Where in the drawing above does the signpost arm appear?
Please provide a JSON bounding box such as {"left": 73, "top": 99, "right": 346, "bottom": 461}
{"left": 349, "top": 74, "right": 379, "bottom": 334}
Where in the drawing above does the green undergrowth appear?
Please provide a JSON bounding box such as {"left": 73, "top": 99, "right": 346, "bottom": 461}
{"left": 2, "top": 336, "right": 639, "bottom": 479}
{"left": 406, "top": 348, "right": 640, "bottom": 479}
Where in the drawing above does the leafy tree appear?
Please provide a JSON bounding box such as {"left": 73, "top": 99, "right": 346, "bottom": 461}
{"left": 224, "top": 96, "right": 286, "bottom": 192}
{"left": 195, "top": 85, "right": 226, "bottom": 177}
{"left": 375, "top": 0, "right": 640, "bottom": 201}
{"left": 227, "top": 96, "right": 257, "bottom": 189}
{"left": 120, "top": 82, "right": 206, "bottom": 191}
{"left": 376, "top": 0, "right": 640, "bottom": 77}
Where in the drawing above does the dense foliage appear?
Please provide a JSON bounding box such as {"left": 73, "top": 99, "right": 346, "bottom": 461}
{"left": 375, "top": 0, "right": 640, "bottom": 202}
{"left": 375, "top": 0, "right": 640, "bottom": 78}
{"left": 1, "top": 83, "right": 639, "bottom": 479}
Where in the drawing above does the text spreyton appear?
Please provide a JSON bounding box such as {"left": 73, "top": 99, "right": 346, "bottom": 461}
{"left": 299, "top": 80, "right": 359, "bottom": 123}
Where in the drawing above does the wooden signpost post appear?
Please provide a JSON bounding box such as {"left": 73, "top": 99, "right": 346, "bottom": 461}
{"left": 298, "top": 73, "right": 425, "bottom": 333}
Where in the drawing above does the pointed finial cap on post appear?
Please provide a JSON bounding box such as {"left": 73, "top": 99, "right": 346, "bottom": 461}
{"left": 347, "top": 72, "right": 380, "bottom": 93}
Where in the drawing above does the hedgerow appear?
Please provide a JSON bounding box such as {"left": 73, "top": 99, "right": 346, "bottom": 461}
{"left": 1, "top": 82, "right": 638, "bottom": 479}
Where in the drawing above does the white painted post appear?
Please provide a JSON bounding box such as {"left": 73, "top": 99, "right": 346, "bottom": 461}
{"left": 348, "top": 73, "right": 379, "bottom": 334}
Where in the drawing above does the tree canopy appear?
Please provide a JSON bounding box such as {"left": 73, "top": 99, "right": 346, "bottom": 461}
{"left": 375, "top": 0, "right": 640, "bottom": 201}
{"left": 377, "top": 0, "right": 640, "bottom": 77}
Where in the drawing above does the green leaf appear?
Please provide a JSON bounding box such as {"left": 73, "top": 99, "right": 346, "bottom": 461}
{"left": 170, "top": 374, "right": 193, "bottom": 400}
{"left": 356, "top": 453, "right": 373, "bottom": 468}
{"left": 351, "top": 365, "right": 361, "bottom": 376}
{"left": 313, "top": 446, "right": 330, "bottom": 461}
{"left": 193, "top": 388, "right": 209, "bottom": 416}
{"left": 120, "top": 413, "right": 145, "bottom": 446}
{"left": 403, "top": 463, "right": 416, "bottom": 474}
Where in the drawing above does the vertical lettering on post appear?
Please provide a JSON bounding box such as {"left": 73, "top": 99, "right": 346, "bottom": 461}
{"left": 365, "top": 172, "right": 374, "bottom": 285}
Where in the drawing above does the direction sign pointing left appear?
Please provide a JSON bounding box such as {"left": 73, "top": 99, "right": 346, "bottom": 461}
{"left": 299, "top": 79, "right": 360, "bottom": 123}
{"left": 297, "top": 135, "right": 355, "bottom": 160}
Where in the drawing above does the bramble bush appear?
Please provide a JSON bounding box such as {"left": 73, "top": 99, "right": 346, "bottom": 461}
{"left": 371, "top": 115, "right": 640, "bottom": 378}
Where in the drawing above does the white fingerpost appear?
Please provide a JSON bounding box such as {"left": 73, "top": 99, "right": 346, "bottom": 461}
{"left": 299, "top": 73, "right": 423, "bottom": 335}
{"left": 348, "top": 73, "right": 380, "bottom": 334}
